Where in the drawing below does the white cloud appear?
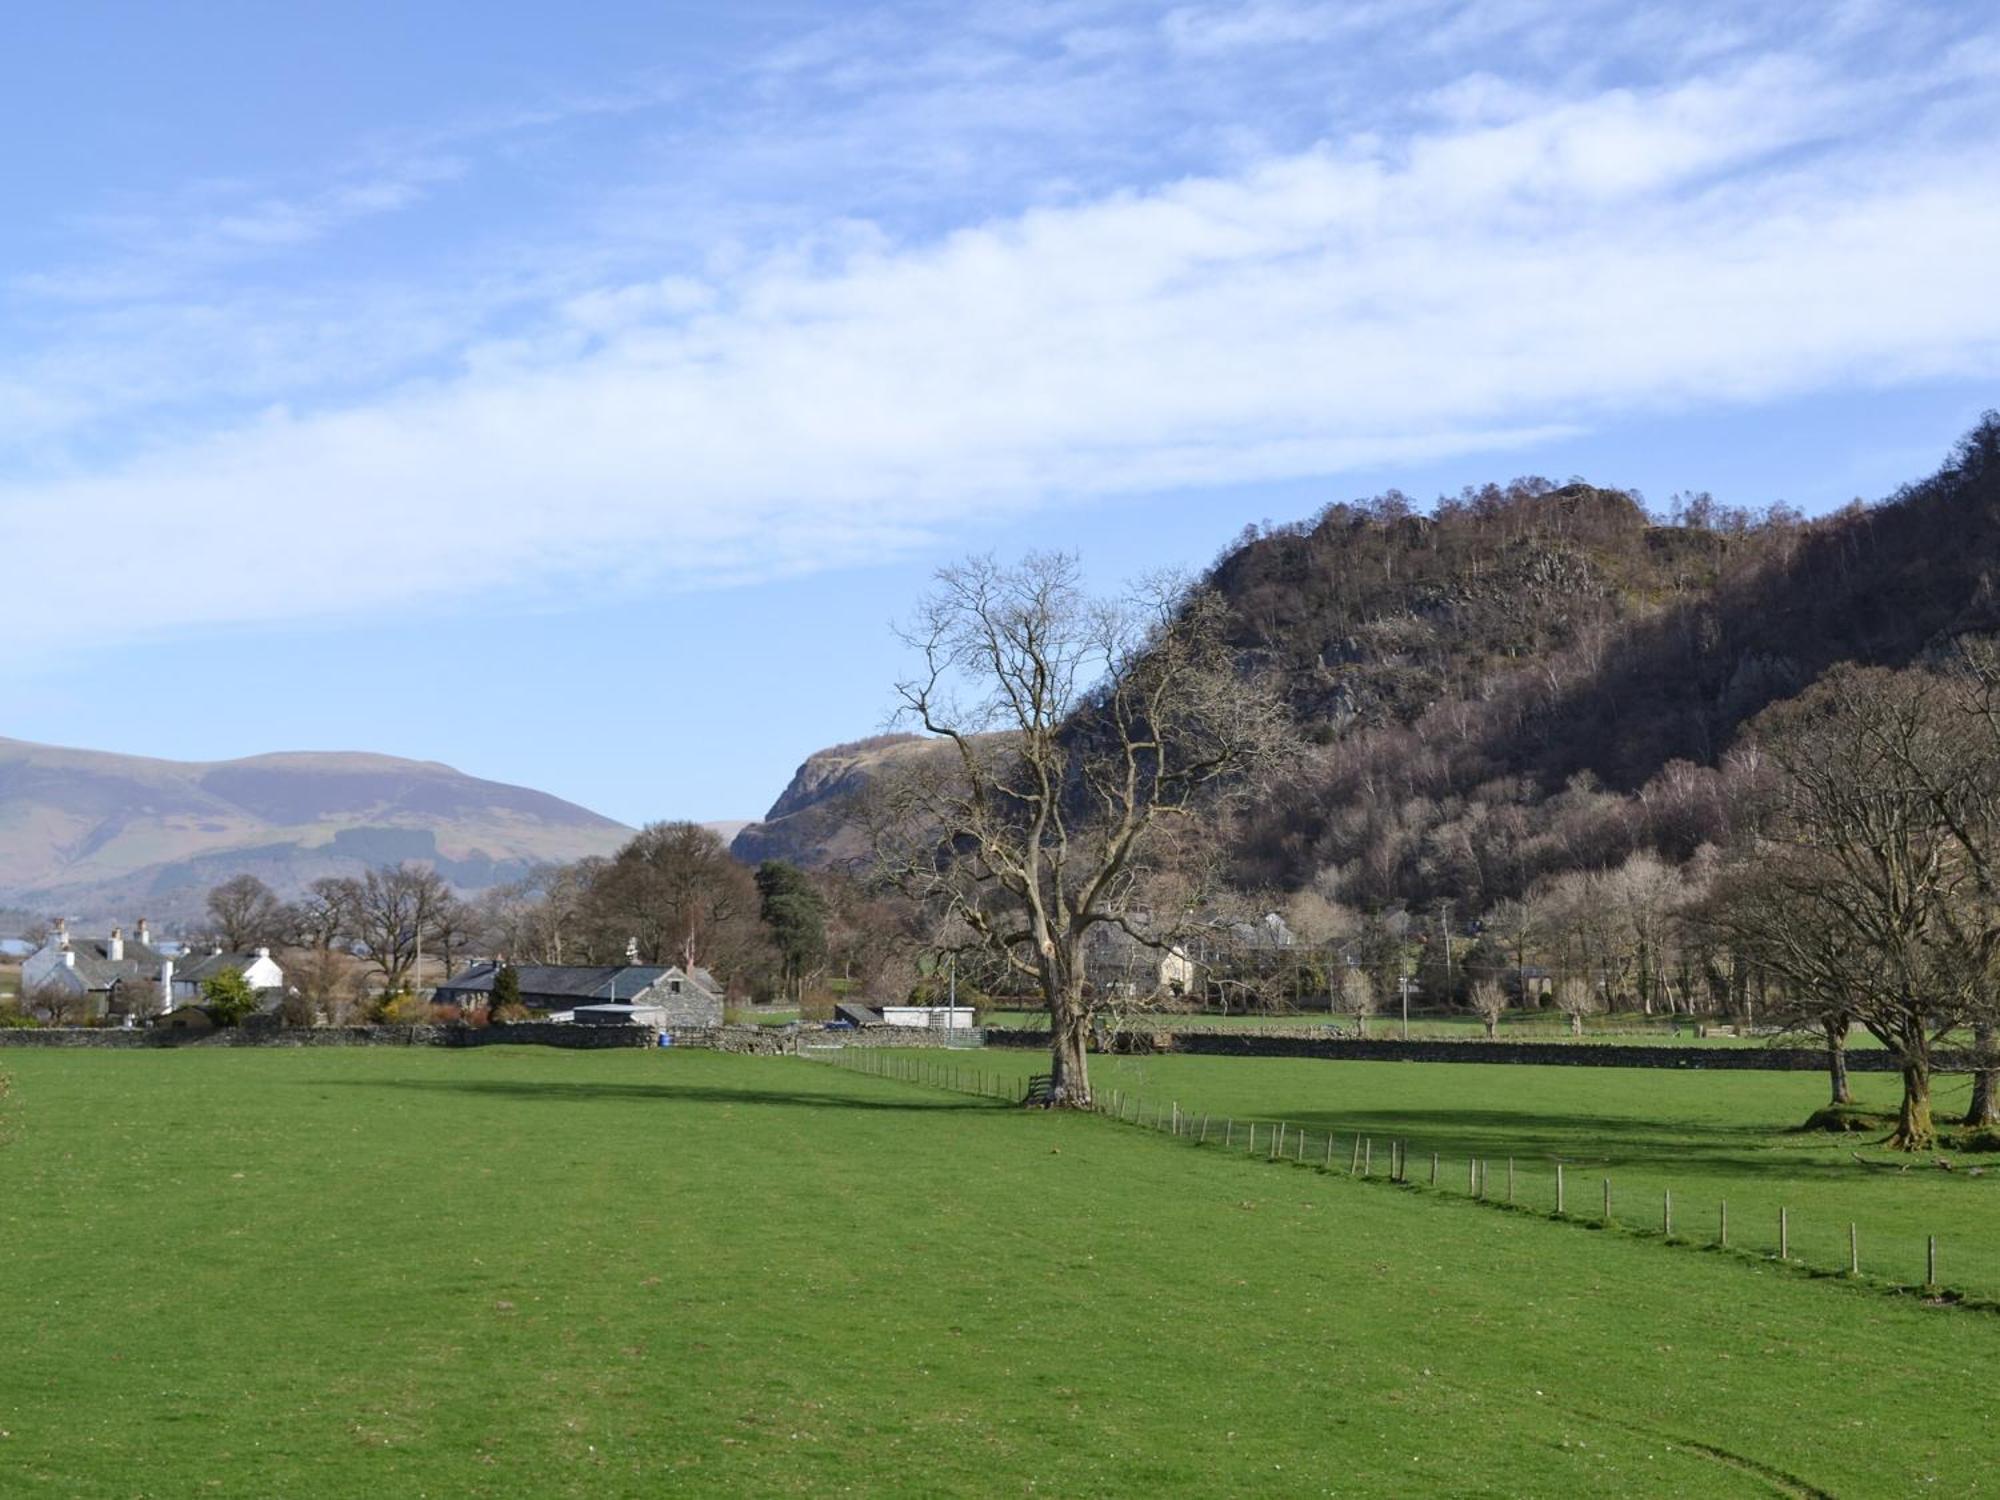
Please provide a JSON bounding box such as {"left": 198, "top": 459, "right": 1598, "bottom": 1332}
{"left": 1, "top": 3, "right": 1996, "bottom": 665}
{"left": 2, "top": 46, "right": 1995, "bottom": 662}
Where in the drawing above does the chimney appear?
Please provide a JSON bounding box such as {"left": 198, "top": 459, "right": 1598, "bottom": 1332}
{"left": 55, "top": 916, "right": 69, "bottom": 950}
{"left": 109, "top": 927, "right": 124, "bottom": 962}
{"left": 210, "top": 942, "right": 222, "bottom": 957}
{"left": 136, "top": 918, "right": 150, "bottom": 948}
{"left": 62, "top": 948, "right": 75, "bottom": 969}
{"left": 160, "top": 958, "right": 174, "bottom": 1012}
{"left": 255, "top": 946, "right": 270, "bottom": 962}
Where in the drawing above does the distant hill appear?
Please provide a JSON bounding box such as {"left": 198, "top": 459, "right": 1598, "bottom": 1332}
{"left": 733, "top": 416, "right": 2000, "bottom": 916}
{"left": 0, "top": 738, "right": 632, "bottom": 926}
{"left": 732, "top": 735, "right": 947, "bottom": 868}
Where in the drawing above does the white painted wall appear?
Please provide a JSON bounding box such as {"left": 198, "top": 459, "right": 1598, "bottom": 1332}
{"left": 880, "top": 1005, "right": 977, "bottom": 1029}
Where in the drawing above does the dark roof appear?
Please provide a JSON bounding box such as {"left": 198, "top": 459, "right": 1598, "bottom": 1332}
{"left": 437, "top": 963, "right": 677, "bottom": 1003}
{"left": 172, "top": 951, "right": 278, "bottom": 987}
{"left": 67, "top": 956, "right": 144, "bottom": 990}
{"left": 65, "top": 936, "right": 168, "bottom": 968}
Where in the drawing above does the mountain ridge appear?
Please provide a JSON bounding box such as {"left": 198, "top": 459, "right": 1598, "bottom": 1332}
{"left": 0, "top": 736, "right": 633, "bottom": 925}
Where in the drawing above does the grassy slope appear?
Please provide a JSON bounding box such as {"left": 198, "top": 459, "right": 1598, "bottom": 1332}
{"left": 961, "top": 1048, "right": 2000, "bottom": 1300}
{"left": 0, "top": 1048, "right": 1991, "bottom": 1497}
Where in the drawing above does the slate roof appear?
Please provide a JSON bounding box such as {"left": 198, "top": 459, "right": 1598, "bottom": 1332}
{"left": 65, "top": 936, "right": 169, "bottom": 968}
{"left": 68, "top": 956, "right": 145, "bottom": 990}
{"left": 172, "top": 950, "right": 278, "bottom": 988}
{"left": 437, "top": 962, "right": 723, "bottom": 1005}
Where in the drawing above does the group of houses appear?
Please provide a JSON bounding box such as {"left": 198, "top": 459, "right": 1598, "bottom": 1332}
{"left": 17, "top": 917, "right": 727, "bottom": 1030}
{"left": 21, "top": 918, "right": 285, "bottom": 1024}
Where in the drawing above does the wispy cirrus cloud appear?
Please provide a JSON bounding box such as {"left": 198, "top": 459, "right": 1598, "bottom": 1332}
{"left": 0, "top": 1, "right": 1996, "bottom": 663}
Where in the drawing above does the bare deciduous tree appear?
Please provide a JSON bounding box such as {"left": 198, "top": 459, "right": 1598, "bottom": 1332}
{"left": 284, "top": 877, "right": 358, "bottom": 953}
{"left": 874, "top": 553, "right": 1290, "bottom": 1106}
{"left": 1337, "top": 966, "right": 1377, "bottom": 1037}
{"left": 1553, "top": 975, "right": 1600, "bottom": 1037}
{"left": 206, "top": 874, "right": 284, "bottom": 951}
{"left": 349, "top": 864, "right": 451, "bottom": 993}
{"left": 1469, "top": 977, "right": 1507, "bottom": 1039}
{"left": 581, "top": 822, "right": 766, "bottom": 978}
{"left": 1701, "top": 859, "right": 1861, "bottom": 1108}
{"left": 1745, "top": 667, "right": 1986, "bottom": 1149}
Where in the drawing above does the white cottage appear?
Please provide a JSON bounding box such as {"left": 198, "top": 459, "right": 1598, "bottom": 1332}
{"left": 20, "top": 918, "right": 171, "bottom": 1015}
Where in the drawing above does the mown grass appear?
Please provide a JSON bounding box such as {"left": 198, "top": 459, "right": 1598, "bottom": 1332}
{"left": 946, "top": 1047, "right": 2000, "bottom": 1300}
{"left": 1, "top": 1046, "right": 1995, "bottom": 1496}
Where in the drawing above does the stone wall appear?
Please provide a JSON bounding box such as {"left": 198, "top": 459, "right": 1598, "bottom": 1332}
{"left": 0, "top": 1025, "right": 443, "bottom": 1048}
{"left": 0, "top": 1020, "right": 980, "bottom": 1054}
{"left": 981, "top": 1027, "right": 1959, "bottom": 1072}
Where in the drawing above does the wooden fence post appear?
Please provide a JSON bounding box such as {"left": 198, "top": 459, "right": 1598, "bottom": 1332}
{"left": 1224, "top": 1118, "right": 1234, "bottom": 1149}
{"left": 1602, "top": 1178, "right": 1611, "bottom": 1225}
{"left": 1849, "top": 1222, "right": 1859, "bottom": 1276}
{"left": 1555, "top": 1163, "right": 1565, "bottom": 1216}
{"left": 1351, "top": 1137, "right": 1363, "bottom": 1175}
{"left": 1297, "top": 1129, "right": 1306, "bottom": 1163}
{"left": 1506, "top": 1157, "right": 1515, "bottom": 1205}
{"left": 1719, "top": 1200, "right": 1728, "bottom": 1248}
{"left": 1199, "top": 1114, "right": 1210, "bottom": 1144}
{"left": 1363, "top": 1139, "right": 1372, "bottom": 1177}
{"left": 1663, "top": 1189, "right": 1672, "bottom": 1240}
{"left": 1430, "top": 1151, "right": 1439, "bottom": 1187}
{"left": 1779, "top": 1206, "right": 1789, "bottom": 1261}
{"left": 1324, "top": 1135, "right": 1334, "bottom": 1169}
{"left": 1927, "top": 1235, "right": 1938, "bottom": 1289}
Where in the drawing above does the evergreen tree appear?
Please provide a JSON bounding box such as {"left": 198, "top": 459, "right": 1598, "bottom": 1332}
{"left": 755, "top": 861, "right": 827, "bottom": 1003}
{"left": 201, "top": 968, "right": 260, "bottom": 1027}
{"left": 491, "top": 963, "right": 522, "bottom": 1018}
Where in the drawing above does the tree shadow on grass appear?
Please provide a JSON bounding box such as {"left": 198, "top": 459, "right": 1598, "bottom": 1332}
{"left": 1250, "top": 1106, "right": 1878, "bottom": 1184}
{"left": 312, "top": 1077, "right": 1005, "bottom": 1113}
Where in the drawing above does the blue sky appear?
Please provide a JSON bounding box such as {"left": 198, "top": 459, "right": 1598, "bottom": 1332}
{"left": 2, "top": 1, "right": 1996, "bottom": 827}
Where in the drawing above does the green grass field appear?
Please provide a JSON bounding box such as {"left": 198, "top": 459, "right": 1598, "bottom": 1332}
{"left": 917, "top": 1047, "right": 2000, "bottom": 1300}
{"left": 2, "top": 1047, "right": 1996, "bottom": 1496}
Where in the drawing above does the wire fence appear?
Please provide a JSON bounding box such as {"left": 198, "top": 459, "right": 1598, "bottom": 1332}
{"left": 804, "top": 1044, "right": 1967, "bottom": 1303}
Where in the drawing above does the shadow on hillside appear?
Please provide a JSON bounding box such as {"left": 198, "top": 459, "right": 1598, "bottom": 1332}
{"left": 312, "top": 1077, "right": 1005, "bottom": 1113}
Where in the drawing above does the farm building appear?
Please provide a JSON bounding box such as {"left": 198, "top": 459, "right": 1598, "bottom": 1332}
{"left": 434, "top": 962, "right": 724, "bottom": 1027}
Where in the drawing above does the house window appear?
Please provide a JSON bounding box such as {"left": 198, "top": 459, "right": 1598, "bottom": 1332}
{"left": 670, "top": 978, "right": 682, "bottom": 994}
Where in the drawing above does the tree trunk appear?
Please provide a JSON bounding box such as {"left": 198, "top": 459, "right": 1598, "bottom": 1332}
{"left": 1046, "top": 996, "right": 1093, "bottom": 1109}
{"left": 1824, "top": 1019, "right": 1852, "bottom": 1107}
{"left": 1568, "top": 1012, "right": 1582, "bottom": 1037}
{"left": 1965, "top": 1023, "right": 1999, "bottom": 1128}
{"left": 1484, "top": 1018, "right": 1497, "bottom": 1040}
{"left": 1890, "top": 1059, "right": 1934, "bottom": 1151}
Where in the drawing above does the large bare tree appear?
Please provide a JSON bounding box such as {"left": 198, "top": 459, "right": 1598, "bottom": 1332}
{"left": 349, "top": 864, "right": 452, "bottom": 993}
{"left": 1743, "top": 667, "right": 1988, "bottom": 1149}
{"left": 205, "top": 874, "right": 284, "bottom": 951}
{"left": 875, "top": 553, "right": 1289, "bottom": 1106}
